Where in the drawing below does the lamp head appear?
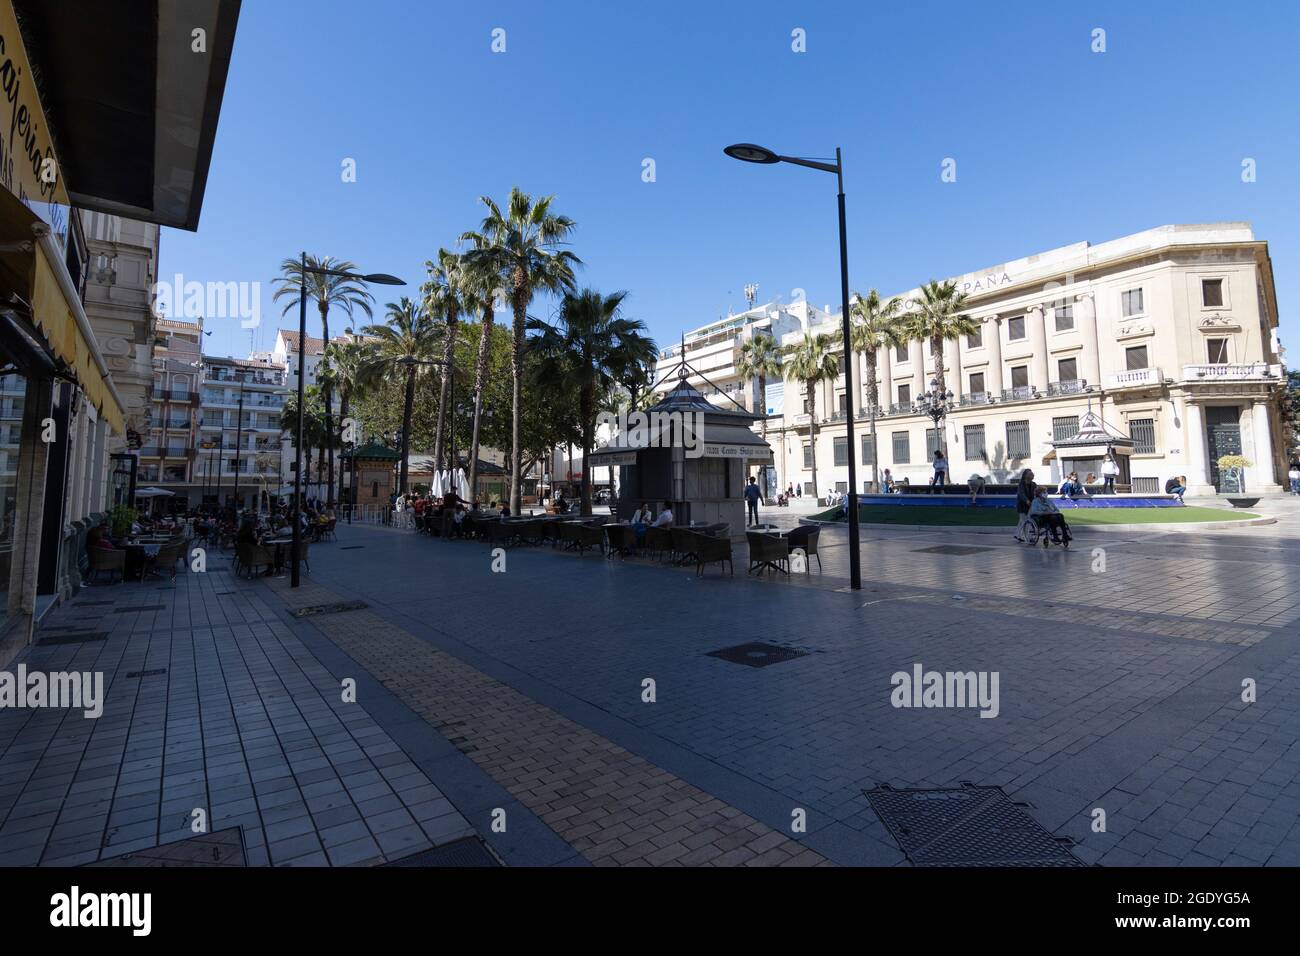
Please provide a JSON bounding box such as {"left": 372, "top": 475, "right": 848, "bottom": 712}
{"left": 724, "top": 143, "right": 780, "bottom": 164}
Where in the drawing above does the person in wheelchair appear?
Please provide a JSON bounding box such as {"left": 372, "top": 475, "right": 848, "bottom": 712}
{"left": 1028, "top": 487, "right": 1071, "bottom": 545}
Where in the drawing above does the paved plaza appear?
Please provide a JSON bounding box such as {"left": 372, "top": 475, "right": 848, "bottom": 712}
{"left": 3, "top": 504, "right": 1300, "bottom": 867}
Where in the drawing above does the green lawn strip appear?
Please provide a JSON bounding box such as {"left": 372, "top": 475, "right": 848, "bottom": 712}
{"left": 815, "top": 504, "right": 1258, "bottom": 526}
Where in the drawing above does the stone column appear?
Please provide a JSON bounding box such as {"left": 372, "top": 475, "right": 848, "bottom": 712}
{"left": 985, "top": 317, "right": 1004, "bottom": 396}
{"left": 1182, "top": 400, "right": 1214, "bottom": 496}
{"left": 1249, "top": 401, "right": 1282, "bottom": 492}
{"left": 878, "top": 347, "right": 893, "bottom": 412}
{"left": 942, "top": 337, "right": 962, "bottom": 397}
{"left": 1076, "top": 292, "right": 1101, "bottom": 388}
{"left": 909, "top": 339, "right": 926, "bottom": 399}
{"left": 1028, "top": 304, "right": 1049, "bottom": 392}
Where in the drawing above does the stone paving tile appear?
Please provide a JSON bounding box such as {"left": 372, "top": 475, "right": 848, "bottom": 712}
{"left": 0, "top": 556, "right": 476, "bottom": 867}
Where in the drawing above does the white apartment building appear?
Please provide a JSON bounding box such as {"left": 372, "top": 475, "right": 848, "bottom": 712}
{"left": 654, "top": 224, "right": 1286, "bottom": 498}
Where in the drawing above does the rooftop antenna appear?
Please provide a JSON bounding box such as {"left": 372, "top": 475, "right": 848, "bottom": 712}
{"left": 744, "top": 283, "right": 758, "bottom": 309}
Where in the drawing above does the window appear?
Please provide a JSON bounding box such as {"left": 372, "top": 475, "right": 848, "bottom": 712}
{"left": 897, "top": 383, "right": 911, "bottom": 406}
{"left": 1206, "top": 337, "right": 1229, "bottom": 364}
{"left": 895, "top": 343, "right": 908, "bottom": 363}
{"left": 1132, "top": 477, "right": 1159, "bottom": 494}
{"left": 1202, "top": 278, "right": 1224, "bottom": 307}
{"left": 892, "top": 431, "right": 911, "bottom": 464}
{"left": 1007, "top": 316, "right": 1026, "bottom": 341}
{"left": 1010, "top": 365, "right": 1029, "bottom": 389}
{"left": 968, "top": 371, "right": 985, "bottom": 395}
{"left": 1125, "top": 345, "right": 1148, "bottom": 371}
{"left": 834, "top": 480, "right": 848, "bottom": 493}
{"left": 1006, "top": 420, "right": 1030, "bottom": 459}
{"left": 1053, "top": 299, "right": 1075, "bottom": 331}
{"left": 964, "top": 424, "right": 986, "bottom": 461}
{"left": 1130, "top": 418, "right": 1156, "bottom": 454}
{"left": 861, "top": 434, "right": 875, "bottom": 465}
{"left": 966, "top": 327, "right": 982, "bottom": 349}
{"left": 926, "top": 428, "right": 942, "bottom": 457}
{"left": 1052, "top": 416, "right": 1080, "bottom": 442}
{"left": 803, "top": 444, "right": 813, "bottom": 469}
{"left": 837, "top": 393, "right": 848, "bottom": 414}
{"left": 1121, "top": 287, "right": 1144, "bottom": 317}
{"left": 833, "top": 436, "right": 848, "bottom": 466}
{"left": 1057, "top": 357, "right": 1078, "bottom": 383}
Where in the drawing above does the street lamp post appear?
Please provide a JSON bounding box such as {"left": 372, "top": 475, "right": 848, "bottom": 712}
{"left": 724, "top": 143, "right": 862, "bottom": 590}
{"left": 291, "top": 254, "right": 404, "bottom": 587}
{"left": 916, "top": 379, "right": 955, "bottom": 487}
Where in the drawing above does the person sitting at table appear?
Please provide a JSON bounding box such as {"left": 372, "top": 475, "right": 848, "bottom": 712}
{"left": 237, "top": 517, "right": 258, "bottom": 546}
{"left": 499, "top": 503, "right": 511, "bottom": 518}
{"left": 87, "top": 521, "right": 116, "bottom": 551}
{"left": 652, "top": 501, "right": 674, "bottom": 529}
{"left": 631, "top": 502, "right": 652, "bottom": 541}
{"left": 555, "top": 492, "right": 568, "bottom": 514}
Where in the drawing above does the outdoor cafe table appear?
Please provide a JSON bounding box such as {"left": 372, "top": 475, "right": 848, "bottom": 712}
{"left": 746, "top": 526, "right": 789, "bottom": 575}
{"left": 122, "top": 537, "right": 169, "bottom": 581}
{"left": 263, "top": 537, "right": 295, "bottom": 574}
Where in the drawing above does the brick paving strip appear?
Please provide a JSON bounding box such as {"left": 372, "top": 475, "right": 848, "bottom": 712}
{"left": 266, "top": 577, "right": 828, "bottom": 867}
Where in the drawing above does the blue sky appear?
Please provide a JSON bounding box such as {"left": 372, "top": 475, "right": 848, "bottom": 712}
{"left": 164, "top": 0, "right": 1300, "bottom": 361}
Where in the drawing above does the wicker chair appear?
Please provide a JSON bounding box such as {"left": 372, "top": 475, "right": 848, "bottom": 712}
{"left": 785, "top": 525, "right": 822, "bottom": 572}
{"left": 87, "top": 548, "right": 125, "bottom": 583}
{"left": 572, "top": 523, "right": 605, "bottom": 555}
{"left": 152, "top": 541, "right": 187, "bottom": 581}
{"left": 643, "top": 525, "right": 673, "bottom": 562}
{"left": 236, "top": 542, "right": 274, "bottom": 578}
{"left": 605, "top": 524, "right": 635, "bottom": 558}
{"left": 669, "top": 528, "right": 696, "bottom": 565}
{"left": 747, "top": 531, "right": 789, "bottom": 575}
{"left": 484, "top": 519, "right": 513, "bottom": 548}
{"left": 691, "top": 531, "right": 733, "bottom": 576}
{"left": 557, "top": 521, "right": 580, "bottom": 550}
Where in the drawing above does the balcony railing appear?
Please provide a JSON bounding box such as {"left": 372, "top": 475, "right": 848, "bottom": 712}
{"left": 959, "top": 391, "right": 992, "bottom": 407}
{"left": 1000, "top": 385, "right": 1036, "bottom": 402}
{"left": 1107, "top": 367, "right": 1163, "bottom": 389}
{"left": 1045, "top": 379, "right": 1087, "bottom": 397}
{"left": 1183, "top": 363, "right": 1281, "bottom": 382}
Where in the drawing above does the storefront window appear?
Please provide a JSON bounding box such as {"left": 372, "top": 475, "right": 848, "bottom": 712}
{"left": 0, "top": 372, "right": 25, "bottom": 618}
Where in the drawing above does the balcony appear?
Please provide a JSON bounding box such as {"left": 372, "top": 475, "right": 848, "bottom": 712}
{"left": 1000, "top": 386, "right": 1036, "bottom": 402}
{"left": 1107, "top": 367, "right": 1164, "bottom": 389}
{"left": 1183, "top": 363, "right": 1281, "bottom": 382}
{"left": 959, "top": 391, "right": 992, "bottom": 407}
{"left": 1045, "top": 379, "right": 1088, "bottom": 397}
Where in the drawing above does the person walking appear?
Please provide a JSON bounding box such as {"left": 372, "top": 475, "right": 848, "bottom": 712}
{"left": 1014, "top": 468, "right": 1037, "bottom": 541}
{"left": 1288, "top": 460, "right": 1300, "bottom": 495}
{"left": 743, "top": 475, "right": 763, "bottom": 527}
{"left": 1101, "top": 454, "right": 1119, "bottom": 494}
{"left": 931, "top": 450, "right": 949, "bottom": 494}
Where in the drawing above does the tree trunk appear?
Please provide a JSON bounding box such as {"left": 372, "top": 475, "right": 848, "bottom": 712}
{"left": 336, "top": 388, "right": 350, "bottom": 506}
{"left": 468, "top": 300, "right": 494, "bottom": 504}
{"left": 508, "top": 279, "right": 528, "bottom": 515}
{"left": 433, "top": 306, "right": 458, "bottom": 473}
{"left": 399, "top": 364, "right": 415, "bottom": 493}
{"left": 579, "top": 377, "right": 594, "bottom": 517}
{"left": 931, "top": 333, "right": 945, "bottom": 394}
{"left": 319, "top": 302, "right": 335, "bottom": 504}
{"left": 866, "top": 347, "right": 879, "bottom": 490}
{"left": 806, "top": 382, "right": 819, "bottom": 503}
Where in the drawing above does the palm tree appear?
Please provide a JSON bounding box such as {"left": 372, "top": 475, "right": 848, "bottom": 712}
{"left": 358, "top": 297, "right": 438, "bottom": 493}
{"left": 528, "top": 289, "right": 656, "bottom": 516}
{"left": 460, "top": 238, "right": 507, "bottom": 501}
{"left": 906, "top": 279, "right": 978, "bottom": 396}
{"left": 323, "top": 338, "right": 366, "bottom": 505}
{"left": 736, "top": 333, "right": 781, "bottom": 438}
{"left": 783, "top": 333, "right": 840, "bottom": 503}
{"left": 423, "top": 248, "right": 467, "bottom": 472}
{"left": 281, "top": 385, "right": 327, "bottom": 500}
{"left": 273, "top": 255, "right": 375, "bottom": 503}
{"left": 850, "top": 289, "right": 907, "bottom": 488}
{"left": 461, "top": 187, "right": 580, "bottom": 514}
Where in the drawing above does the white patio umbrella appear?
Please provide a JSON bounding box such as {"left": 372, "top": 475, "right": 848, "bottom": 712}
{"left": 134, "top": 487, "right": 174, "bottom": 498}
{"left": 430, "top": 470, "right": 445, "bottom": 497}
{"left": 455, "top": 467, "right": 469, "bottom": 500}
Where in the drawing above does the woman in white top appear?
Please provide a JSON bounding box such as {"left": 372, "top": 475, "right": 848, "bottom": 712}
{"left": 1101, "top": 456, "right": 1120, "bottom": 494}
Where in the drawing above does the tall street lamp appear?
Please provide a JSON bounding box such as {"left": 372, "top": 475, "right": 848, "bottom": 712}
{"left": 292, "top": 254, "right": 403, "bottom": 587}
{"left": 724, "top": 143, "right": 862, "bottom": 590}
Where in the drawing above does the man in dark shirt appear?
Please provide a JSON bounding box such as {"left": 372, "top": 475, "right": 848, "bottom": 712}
{"left": 743, "top": 476, "right": 763, "bottom": 527}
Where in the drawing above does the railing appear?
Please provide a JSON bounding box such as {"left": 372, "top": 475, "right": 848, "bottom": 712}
{"left": 1046, "top": 379, "right": 1087, "bottom": 396}
{"left": 959, "top": 391, "right": 992, "bottom": 407}
{"left": 823, "top": 411, "right": 847, "bottom": 423}
{"left": 887, "top": 402, "right": 914, "bottom": 415}
{"left": 1107, "top": 367, "right": 1163, "bottom": 388}
{"left": 1182, "top": 363, "right": 1281, "bottom": 381}
{"left": 792, "top": 413, "right": 812, "bottom": 426}
{"left": 1000, "top": 385, "right": 1036, "bottom": 402}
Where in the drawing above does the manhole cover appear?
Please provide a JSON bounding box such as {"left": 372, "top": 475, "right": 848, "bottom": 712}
{"left": 37, "top": 632, "right": 109, "bottom": 645}
{"left": 114, "top": 605, "right": 166, "bottom": 613}
{"left": 913, "top": 545, "right": 995, "bottom": 556}
{"left": 706, "top": 642, "right": 810, "bottom": 668}
{"left": 124, "top": 668, "right": 168, "bottom": 679}
{"left": 865, "top": 784, "right": 1083, "bottom": 866}
{"left": 383, "top": 837, "right": 498, "bottom": 867}
{"left": 292, "top": 600, "right": 369, "bottom": 618}
{"left": 95, "top": 827, "right": 245, "bottom": 866}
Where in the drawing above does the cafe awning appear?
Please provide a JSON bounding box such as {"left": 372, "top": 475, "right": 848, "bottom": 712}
{"left": 0, "top": 189, "right": 125, "bottom": 432}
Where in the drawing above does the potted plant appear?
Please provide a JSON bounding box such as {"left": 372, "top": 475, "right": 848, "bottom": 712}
{"left": 1216, "top": 455, "right": 1258, "bottom": 506}
{"left": 110, "top": 504, "right": 138, "bottom": 538}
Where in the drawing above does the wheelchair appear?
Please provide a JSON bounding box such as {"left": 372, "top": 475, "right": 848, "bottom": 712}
{"left": 1018, "top": 513, "right": 1072, "bottom": 549}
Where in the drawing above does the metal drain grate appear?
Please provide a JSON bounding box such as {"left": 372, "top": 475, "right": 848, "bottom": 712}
{"left": 124, "top": 668, "right": 168, "bottom": 679}
{"left": 37, "top": 632, "right": 109, "bottom": 645}
{"left": 913, "top": 545, "right": 995, "bottom": 556}
{"left": 865, "top": 784, "right": 1083, "bottom": 867}
{"left": 383, "top": 837, "right": 498, "bottom": 867}
{"left": 706, "top": 642, "right": 810, "bottom": 668}
{"left": 114, "top": 605, "right": 166, "bottom": 613}
{"left": 292, "top": 600, "right": 369, "bottom": 618}
{"left": 340, "top": 545, "right": 365, "bottom": 550}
